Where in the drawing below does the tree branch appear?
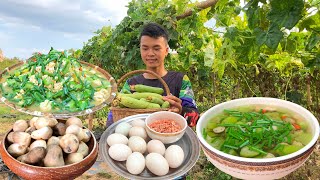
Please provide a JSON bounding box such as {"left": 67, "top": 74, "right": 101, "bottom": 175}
{"left": 176, "top": 0, "right": 219, "bottom": 20}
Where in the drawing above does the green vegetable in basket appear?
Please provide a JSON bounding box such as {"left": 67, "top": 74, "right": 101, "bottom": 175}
{"left": 131, "top": 84, "right": 164, "bottom": 95}
{"left": 146, "top": 96, "right": 164, "bottom": 105}
{"left": 119, "top": 96, "right": 160, "bottom": 109}
{"left": 161, "top": 101, "right": 170, "bottom": 108}
{"left": 131, "top": 92, "right": 163, "bottom": 100}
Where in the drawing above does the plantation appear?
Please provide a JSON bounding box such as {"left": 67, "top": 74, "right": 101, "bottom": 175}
{"left": 0, "top": 0, "right": 320, "bottom": 179}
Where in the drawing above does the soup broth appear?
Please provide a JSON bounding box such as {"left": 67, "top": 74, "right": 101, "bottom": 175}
{"left": 203, "top": 105, "right": 312, "bottom": 158}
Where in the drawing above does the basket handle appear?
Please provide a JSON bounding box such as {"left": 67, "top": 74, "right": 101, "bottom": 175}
{"left": 117, "top": 69, "right": 170, "bottom": 95}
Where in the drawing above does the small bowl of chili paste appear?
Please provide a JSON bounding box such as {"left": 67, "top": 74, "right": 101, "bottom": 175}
{"left": 145, "top": 111, "right": 187, "bottom": 144}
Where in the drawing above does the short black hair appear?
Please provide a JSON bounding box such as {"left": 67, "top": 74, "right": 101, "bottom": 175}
{"left": 139, "top": 22, "right": 169, "bottom": 43}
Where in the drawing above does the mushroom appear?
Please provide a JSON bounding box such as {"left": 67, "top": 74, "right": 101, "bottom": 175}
{"left": 17, "top": 147, "right": 46, "bottom": 165}
{"left": 65, "top": 124, "right": 84, "bottom": 141}
{"left": 59, "top": 134, "right": 79, "bottom": 154}
{"left": 7, "top": 143, "right": 28, "bottom": 157}
{"left": 53, "top": 122, "right": 66, "bottom": 136}
{"left": 47, "top": 136, "right": 61, "bottom": 146}
{"left": 13, "top": 120, "right": 29, "bottom": 132}
{"left": 65, "top": 117, "right": 83, "bottom": 127}
{"left": 12, "top": 132, "right": 31, "bottom": 147}
{"left": 31, "top": 126, "right": 53, "bottom": 140}
{"left": 81, "top": 129, "right": 91, "bottom": 143}
{"left": 77, "top": 141, "right": 89, "bottom": 157}
{"left": 29, "top": 140, "right": 47, "bottom": 150}
{"left": 34, "top": 117, "right": 58, "bottom": 129}
{"left": 65, "top": 153, "right": 84, "bottom": 165}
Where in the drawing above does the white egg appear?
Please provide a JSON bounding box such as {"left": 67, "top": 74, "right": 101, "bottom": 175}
{"left": 164, "top": 145, "right": 184, "bottom": 168}
{"left": 147, "top": 140, "right": 166, "bottom": 155}
{"left": 107, "top": 133, "right": 128, "bottom": 146}
{"left": 126, "top": 152, "right": 145, "bottom": 175}
{"left": 131, "top": 118, "right": 146, "bottom": 128}
{"left": 145, "top": 153, "right": 169, "bottom": 176}
{"left": 108, "top": 144, "right": 132, "bottom": 161}
{"left": 129, "top": 126, "right": 147, "bottom": 140}
{"left": 115, "top": 122, "right": 132, "bottom": 136}
{"left": 128, "top": 136, "right": 147, "bottom": 154}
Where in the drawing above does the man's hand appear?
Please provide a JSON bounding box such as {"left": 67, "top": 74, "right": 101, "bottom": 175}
{"left": 162, "top": 95, "right": 182, "bottom": 114}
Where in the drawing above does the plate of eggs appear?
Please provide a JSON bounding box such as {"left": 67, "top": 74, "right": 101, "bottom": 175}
{"left": 99, "top": 113, "right": 200, "bottom": 180}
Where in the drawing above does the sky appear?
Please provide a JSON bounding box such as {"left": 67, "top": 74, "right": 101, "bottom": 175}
{"left": 0, "top": 0, "right": 131, "bottom": 59}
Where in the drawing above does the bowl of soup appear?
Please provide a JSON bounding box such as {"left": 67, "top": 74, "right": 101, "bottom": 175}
{"left": 196, "top": 97, "right": 319, "bottom": 180}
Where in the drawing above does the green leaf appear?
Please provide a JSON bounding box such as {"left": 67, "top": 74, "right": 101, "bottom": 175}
{"left": 298, "top": 11, "right": 320, "bottom": 32}
{"left": 204, "top": 40, "right": 215, "bottom": 67}
{"left": 215, "top": 0, "right": 229, "bottom": 13}
{"left": 217, "top": 61, "right": 225, "bottom": 79}
{"left": 286, "top": 90, "right": 303, "bottom": 104}
{"left": 254, "top": 27, "right": 267, "bottom": 46}
{"left": 265, "top": 24, "right": 284, "bottom": 50}
{"left": 304, "top": 53, "right": 320, "bottom": 68}
{"left": 267, "top": 0, "right": 304, "bottom": 29}
{"left": 306, "top": 32, "right": 320, "bottom": 51}
{"left": 245, "top": 0, "right": 259, "bottom": 29}
{"left": 225, "top": 27, "right": 239, "bottom": 41}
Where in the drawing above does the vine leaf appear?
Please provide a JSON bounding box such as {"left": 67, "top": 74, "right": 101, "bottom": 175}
{"left": 298, "top": 12, "right": 320, "bottom": 32}
{"left": 304, "top": 53, "right": 320, "bottom": 69}
{"left": 265, "top": 24, "right": 284, "bottom": 50}
{"left": 212, "top": 58, "right": 226, "bottom": 79}
{"left": 254, "top": 27, "right": 266, "bottom": 46}
{"left": 245, "top": 0, "right": 259, "bottom": 29}
{"left": 286, "top": 90, "right": 303, "bottom": 104}
{"left": 204, "top": 40, "right": 215, "bottom": 67}
{"left": 306, "top": 32, "right": 320, "bottom": 51}
{"left": 255, "top": 24, "right": 283, "bottom": 50}
{"left": 267, "top": 0, "right": 304, "bottom": 29}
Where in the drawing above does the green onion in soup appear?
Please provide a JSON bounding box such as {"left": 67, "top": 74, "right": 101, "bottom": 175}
{"left": 202, "top": 106, "right": 312, "bottom": 158}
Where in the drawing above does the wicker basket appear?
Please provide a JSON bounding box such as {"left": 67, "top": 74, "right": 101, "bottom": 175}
{"left": 111, "top": 69, "right": 170, "bottom": 122}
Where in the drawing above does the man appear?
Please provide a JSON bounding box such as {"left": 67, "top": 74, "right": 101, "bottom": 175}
{"left": 108, "top": 22, "right": 199, "bottom": 127}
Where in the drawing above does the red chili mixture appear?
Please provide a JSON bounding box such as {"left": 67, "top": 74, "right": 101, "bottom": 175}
{"left": 148, "top": 119, "right": 182, "bottom": 133}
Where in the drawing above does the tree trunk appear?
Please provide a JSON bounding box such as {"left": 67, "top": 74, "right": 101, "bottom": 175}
{"left": 176, "top": 0, "right": 219, "bottom": 20}
{"left": 211, "top": 72, "right": 216, "bottom": 105}
{"left": 306, "top": 74, "right": 312, "bottom": 108}
{"left": 236, "top": 79, "right": 240, "bottom": 98}
{"left": 313, "top": 70, "right": 320, "bottom": 120}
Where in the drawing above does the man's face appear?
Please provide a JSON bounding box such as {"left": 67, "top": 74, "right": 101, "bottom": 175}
{"left": 140, "top": 36, "right": 169, "bottom": 69}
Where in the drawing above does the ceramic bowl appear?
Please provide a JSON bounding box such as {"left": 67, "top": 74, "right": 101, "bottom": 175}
{"left": 196, "top": 97, "right": 320, "bottom": 180}
{"left": 145, "top": 111, "right": 187, "bottom": 144}
{"left": 0, "top": 126, "right": 98, "bottom": 180}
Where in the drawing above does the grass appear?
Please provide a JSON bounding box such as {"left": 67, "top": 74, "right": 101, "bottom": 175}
{"left": 0, "top": 103, "right": 33, "bottom": 137}
{"left": 96, "top": 172, "right": 112, "bottom": 179}
{"left": 0, "top": 58, "right": 21, "bottom": 70}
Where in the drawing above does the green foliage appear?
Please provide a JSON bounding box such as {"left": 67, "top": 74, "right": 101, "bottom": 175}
{"left": 267, "top": 0, "right": 304, "bottom": 29}
{"left": 80, "top": 0, "right": 320, "bottom": 121}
